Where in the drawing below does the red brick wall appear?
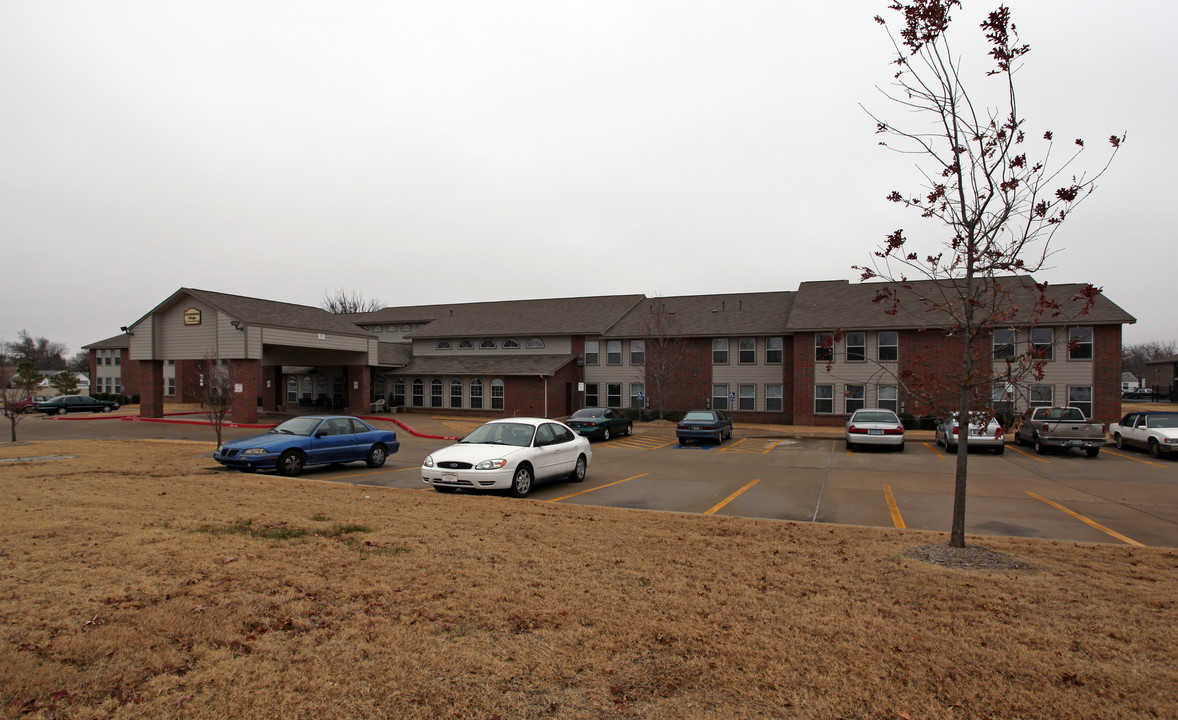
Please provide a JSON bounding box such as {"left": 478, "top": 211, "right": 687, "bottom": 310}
{"left": 791, "top": 333, "right": 820, "bottom": 425}
{"left": 648, "top": 337, "right": 711, "bottom": 412}
{"left": 1093, "top": 325, "right": 1122, "bottom": 424}
{"left": 138, "top": 360, "right": 164, "bottom": 418}
{"left": 229, "top": 359, "right": 259, "bottom": 424}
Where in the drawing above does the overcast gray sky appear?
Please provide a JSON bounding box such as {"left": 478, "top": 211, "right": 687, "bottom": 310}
{"left": 2, "top": 0, "right": 1171, "bottom": 355}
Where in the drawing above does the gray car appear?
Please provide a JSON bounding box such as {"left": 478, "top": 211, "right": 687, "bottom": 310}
{"left": 935, "top": 416, "right": 1006, "bottom": 454}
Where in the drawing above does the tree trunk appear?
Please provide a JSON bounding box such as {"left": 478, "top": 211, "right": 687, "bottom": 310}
{"left": 950, "top": 338, "right": 973, "bottom": 548}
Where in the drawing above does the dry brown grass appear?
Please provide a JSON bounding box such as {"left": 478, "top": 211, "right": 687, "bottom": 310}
{"left": 1, "top": 440, "right": 1176, "bottom": 720}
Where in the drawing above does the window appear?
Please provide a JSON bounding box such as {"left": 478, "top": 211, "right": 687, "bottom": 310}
{"left": 878, "top": 385, "right": 898, "bottom": 413}
{"left": 815, "top": 333, "right": 833, "bottom": 362}
{"left": 846, "top": 333, "right": 866, "bottom": 362}
{"left": 436, "top": 340, "right": 451, "bottom": 350}
{"left": 993, "top": 328, "right": 1016, "bottom": 360}
{"left": 845, "top": 385, "right": 865, "bottom": 414}
{"left": 450, "top": 378, "right": 462, "bottom": 408}
{"left": 167, "top": 377, "right": 176, "bottom": 396}
{"left": 503, "top": 338, "right": 520, "bottom": 349}
{"left": 526, "top": 337, "right": 545, "bottom": 349}
{"left": 104, "top": 350, "right": 111, "bottom": 366}
{"left": 630, "top": 383, "right": 645, "bottom": 409}
{"left": 607, "top": 383, "right": 622, "bottom": 407}
{"left": 480, "top": 339, "right": 496, "bottom": 350}
{"left": 301, "top": 377, "right": 313, "bottom": 401}
{"left": 114, "top": 349, "right": 121, "bottom": 366}
{"left": 317, "top": 376, "right": 328, "bottom": 400}
{"left": 1069, "top": 386, "right": 1093, "bottom": 418}
{"left": 1069, "top": 327, "right": 1093, "bottom": 360}
{"left": 584, "top": 383, "right": 598, "bottom": 407}
{"left": 815, "top": 385, "right": 834, "bottom": 414}
{"left": 491, "top": 379, "right": 504, "bottom": 410}
{"left": 458, "top": 339, "right": 473, "bottom": 349}
{"left": 1030, "top": 385, "right": 1053, "bottom": 408}
{"left": 430, "top": 378, "right": 443, "bottom": 408}
{"left": 713, "top": 338, "right": 729, "bottom": 364}
{"left": 766, "top": 384, "right": 783, "bottom": 412}
{"left": 766, "top": 337, "right": 784, "bottom": 364}
{"left": 401, "top": 324, "right": 412, "bottom": 332}
{"left": 393, "top": 378, "right": 405, "bottom": 406}
{"left": 630, "top": 339, "right": 645, "bottom": 365}
{"left": 584, "top": 340, "right": 599, "bottom": 365}
{"left": 412, "top": 378, "right": 424, "bottom": 407}
{"left": 739, "top": 338, "right": 756, "bottom": 364}
{"left": 470, "top": 379, "right": 483, "bottom": 409}
{"left": 712, "top": 384, "right": 729, "bottom": 410}
{"left": 739, "top": 384, "right": 755, "bottom": 411}
{"left": 1031, "top": 328, "right": 1054, "bottom": 360}
{"left": 607, "top": 341, "right": 622, "bottom": 365}
{"left": 878, "top": 332, "right": 898, "bottom": 362}
{"left": 373, "top": 325, "right": 383, "bottom": 333}
{"left": 387, "top": 325, "right": 397, "bottom": 333}
{"left": 286, "top": 377, "right": 298, "bottom": 403}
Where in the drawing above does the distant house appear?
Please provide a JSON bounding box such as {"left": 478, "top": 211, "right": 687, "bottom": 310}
{"left": 1144, "top": 355, "right": 1178, "bottom": 396}
{"left": 1122, "top": 372, "right": 1141, "bottom": 392}
{"left": 33, "top": 370, "right": 91, "bottom": 397}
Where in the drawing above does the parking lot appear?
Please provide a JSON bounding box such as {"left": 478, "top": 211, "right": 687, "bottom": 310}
{"left": 16, "top": 412, "right": 1178, "bottom": 548}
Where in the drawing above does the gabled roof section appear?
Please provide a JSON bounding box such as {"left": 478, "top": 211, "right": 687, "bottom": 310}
{"left": 377, "top": 342, "right": 412, "bottom": 367}
{"left": 354, "top": 295, "right": 645, "bottom": 338}
{"left": 83, "top": 333, "right": 130, "bottom": 350}
{"left": 603, "top": 292, "right": 795, "bottom": 337}
{"left": 132, "top": 288, "right": 375, "bottom": 338}
{"left": 786, "top": 277, "right": 1136, "bottom": 331}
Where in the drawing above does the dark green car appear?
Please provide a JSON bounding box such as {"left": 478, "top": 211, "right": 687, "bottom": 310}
{"left": 565, "top": 407, "right": 633, "bottom": 441}
{"left": 35, "top": 395, "right": 120, "bottom": 415}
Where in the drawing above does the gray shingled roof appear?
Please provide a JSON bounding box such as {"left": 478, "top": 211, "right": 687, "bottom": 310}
{"left": 352, "top": 295, "right": 645, "bottom": 338}
{"left": 82, "top": 333, "right": 131, "bottom": 350}
{"left": 786, "top": 277, "right": 1136, "bottom": 331}
{"left": 389, "top": 354, "right": 577, "bottom": 377}
{"left": 603, "top": 292, "right": 794, "bottom": 337}
{"left": 132, "top": 289, "right": 376, "bottom": 338}
{"left": 377, "top": 343, "right": 412, "bottom": 367}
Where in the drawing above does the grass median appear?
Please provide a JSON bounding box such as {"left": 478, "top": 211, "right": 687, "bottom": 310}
{"left": 1, "top": 439, "right": 1175, "bottom": 719}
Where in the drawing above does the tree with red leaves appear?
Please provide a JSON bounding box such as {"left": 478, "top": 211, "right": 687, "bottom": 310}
{"left": 861, "top": 1, "right": 1123, "bottom": 548}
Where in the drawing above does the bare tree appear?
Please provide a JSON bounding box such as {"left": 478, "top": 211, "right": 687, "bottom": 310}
{"left": 3, "top": 329, "right": 69, "bottom": 370}
{"left": 635, "top": 300, "right": 689, "bottom": 420}
{"left": 322, "top": 288, "right": 382, "bottom": 314}
{"left": 859, "top": 0, "right": 1123, "bottom": 548}
{"left": 2, "top": 362, "right": 43, "bottom": 442}
{"left": 193, "top": 352, "right": 238, "bottom": 450}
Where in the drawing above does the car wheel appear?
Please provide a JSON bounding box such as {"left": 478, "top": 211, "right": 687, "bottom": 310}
{"left": 102, "top": 405, "right": 113, "bottom": 413}
{"left": 1150, "top": 440, "right": 1161, "bottom": 459}
{"left": 56, "top": 407, "right": 68, "bottom": 416}
{"left": 896, "top": 442, "right": 905, "bottom": 453}
{"left": 845, "top": 439, "right": 853, "bottom": 451}
{"left": 602, "top": 428, "right": 611, "bottom": 441}
{"left": 433, "top": 485, "right": 457, "bottom": 494}
{"left": 994, "top": 444, "right": 1005, "bottom": 455}
{"left": 366, "top": 445, "right": 387, "bottom": 468}
{"left": 569, "top": 455, "right": 587, "bottom": 483}
{"left": 1114, "top": 433, "right": 1124, "bottom": 450}
{"left": 946, "top": 442, "right": 957, "bottom": 454}
{"left": 276, "top": 450, "right": 304, "bottom": 477}
{"left": 1033, "top": 435, "right": 1046, "bottom": 455}
{"left": 679, "top": 437, "right": 689, "bottom": 446}
{"left": 715, "top": 431, "right": 723, "bottom": 444}
{"left": 624, "top": 423, "right": 633, "bottom": 436}
{"left": 1086, "top": 447, "right": 1100, "bottom": 458}
{"left": 726, "top": 428, "right": 732, "bottom": 440}
{"left": 508, "top": 465, "right": 533, "bottom": 498}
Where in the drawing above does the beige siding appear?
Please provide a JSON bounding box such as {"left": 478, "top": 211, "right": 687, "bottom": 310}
{"left": 415, "top": 336, "right": 572, "bottom": 357}
{"left": 154, "top": 300, "right": 219, "bottom": 360}
{"left": 261, "top": 327, "right": 370, "bottom": 352}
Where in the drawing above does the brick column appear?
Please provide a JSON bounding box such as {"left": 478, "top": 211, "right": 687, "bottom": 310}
{"left": 139, "top": 360, "right": 164, "bottom": 419}
{"left": 229, "top": 359, "right": 259, "bottom": 424}
{"left": 261, "top": 366, "right": 282, "bottom": 412}
{"left": 347, "top": 365, "right": 371, "bottom": 415}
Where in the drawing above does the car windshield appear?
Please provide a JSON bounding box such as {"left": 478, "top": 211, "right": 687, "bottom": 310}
{"left": 570, "top": 409, "right": 603, "bottom": 419}
{"left": 1040, "top": 408, "right": 1086, "bottom": 422}
{"left": 853, "top": 411, "right": 898, "bottom": 423}
{"left": 269, "top": 417, "right": 322, "bottom": 436}
{"left": 461, "top": 422, "right": 536, "bottom": 447}
{"left": 1147, "top": 415, "right": 1178, "bottom": 429}
{"left": 682, "top": 411, "right": 715, "bottom": 422}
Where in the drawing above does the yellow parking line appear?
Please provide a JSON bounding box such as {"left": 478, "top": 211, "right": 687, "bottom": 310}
{"left": 1026, "top": 491, "right": 1144, "bottom": 547}
{"left": 883, "top": 484, "right": 906, "bottom": 529}
{"left": 548, "top": 473, "right": 648, "bottom": 502}
{"left": 925, "top": 442, "right": 945, "bottom": 459}
{"left": 1103, "top": 449, "right": 1169, "bottom": 468}
{"left": 705, "top": 479, "right": 760, "bottom": 515}
{"left": 1008, "top": 445, "right": 1049, "bottom": 463}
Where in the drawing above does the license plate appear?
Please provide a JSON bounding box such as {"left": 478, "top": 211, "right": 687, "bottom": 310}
{"left": 442, "top": 472, "right": 457, "bottom": 482}
{"left": 870, "top": 429, "right": 883, "bottom": 436}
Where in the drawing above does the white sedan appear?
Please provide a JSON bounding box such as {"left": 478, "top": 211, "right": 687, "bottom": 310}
{"left": 845, "top": 408, "right": 906, "bottom": 452}
{"left": 935, "top": 416, "right": 1006, "bottom": 454}
{"left": 421, "top": 418, "right": 591, "bottom": 497}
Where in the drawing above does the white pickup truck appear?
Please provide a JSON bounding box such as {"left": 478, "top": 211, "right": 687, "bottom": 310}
{"left": 1014, "top": 406, "right": 1106, "bottom": 457}
{"left": 1108, "top": 411, "right": 1178, "bottom": 459}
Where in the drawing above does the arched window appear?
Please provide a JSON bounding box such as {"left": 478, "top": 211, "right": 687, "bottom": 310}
{"left": 480, "top": 339, "right": 496, "bottom": 349}
{"left": 430, "top": 378, "right": 443, "bottom": 408}
{"left": 503, "top": 338, "right": 520, "bottom": 349}
{"left": 526, "top": 337, "right": 545, "bottom": 349}
{"left": 436, "top": 340, "right": 452, "bottom": 350}
{"left": 317, "top": 376, "right": 328, "bottom": 400}
{"left": 393, "top": 378, "right": 406, "bottom": 406}
{"left": 401, "top": 324, "right": 412, "bottom": 332}
{"left": 301, "top": 376, "right": 313, "bottom": 401}
{"left": 458, "top": 339, "right": 473, "bottom": 349}
{"left": 286, "top": 377, "right": 298, "bottom": 403}
{"left": 372, "top": 325, "right": 383, "bottom": 333}
{"left": 491, "top": 378, "right": 505, "bottom": 410}
{"left": 412, "top": 378, "right": 424, "bottom": 407}
{"left": 450, "top": 378, "right": 463, "bottom": 408}
{"left": 470, "top": 378, "right": 483, "bottom": 409}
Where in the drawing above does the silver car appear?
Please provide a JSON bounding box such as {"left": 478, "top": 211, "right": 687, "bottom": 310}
{"left": 935, "top": 416, "right": 1006, "bottom": 454}
{"left": 845, "top": 408, "right": 906, "bottom": 452}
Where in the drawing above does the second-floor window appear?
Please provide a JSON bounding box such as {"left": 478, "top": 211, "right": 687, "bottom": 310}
{"left": 846, "top": 332, "right": 866, "bottom": 362}
{"left": 738, "top": 338, "right": 756, "bottom": 364}
{"left": 878, "top": 331, "right": 898, "bottom": 362}
{"left": 766, "top": 337, "right": 784, "bottom": 364}
{"left": 994, "top": 328, "right": 1016, "bottom": 360}
{"left": 630, "top": 339, "right": 645, "bottom": 365}
{"left": 584, "top": 340, "right": 599, "bottom": 365}
{"left": 1031, "top": 328, "right": 1054, "bottom": 360}
{"left": 713, "top": 338, "right": 729, "bottom": 364}
{"left": 815, "top": 333, "right": 833, "bottom": 362}
{"left": 1069, "top": 327, "right": 1093, "bottom": 360}
{"left": 607, "top": 341, "right": 622, "bottom": 365}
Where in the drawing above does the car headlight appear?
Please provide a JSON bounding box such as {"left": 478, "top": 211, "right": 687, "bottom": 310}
{"left": 475, "top": 459, "right": 508, "bottom": 470}
{"left": 423, "top": 455, "right": 434, "bottom": 468}
{"left": 242, "top": 448, "right": 268, "bottom": 455}
{"left": 1164, "top": 438, "right": 1178, "bottom": 445}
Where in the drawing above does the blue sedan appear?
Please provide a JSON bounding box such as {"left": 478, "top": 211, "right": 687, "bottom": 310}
{"left": 676, "top": 410, "right": 733, "bottom": 445}
{"left": 214, "top": 415, "right": 399, "bottom": 476}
